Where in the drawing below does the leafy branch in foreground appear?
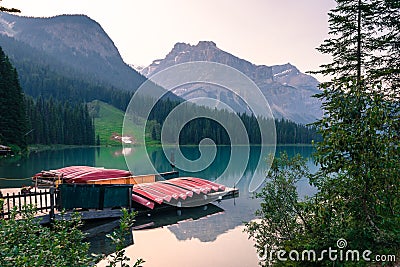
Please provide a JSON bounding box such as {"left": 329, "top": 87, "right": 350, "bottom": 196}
{"left": 105, "top": 209, "right": 145, "bottom": 267}
{"left": 0, "top": 206, "right": 93, "bottom": 266}
{"left": 0, "top": 206, "right": 144, "bottom": 267}
{"left": 245, "top": 152, "right": 313, "bottom": 267}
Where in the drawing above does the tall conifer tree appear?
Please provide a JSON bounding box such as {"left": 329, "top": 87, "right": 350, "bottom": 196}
{"left": 0, "top": 47, "right": 27, "bottom": 149}
{"left": 247, "top": 1, "right": 399, "bottom": 265}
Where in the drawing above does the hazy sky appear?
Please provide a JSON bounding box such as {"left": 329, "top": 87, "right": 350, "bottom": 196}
{"left": 3, "top": 0, "right": 336, "bottom": 81}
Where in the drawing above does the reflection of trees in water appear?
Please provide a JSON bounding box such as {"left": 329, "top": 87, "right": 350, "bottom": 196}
{"left": 0, "top": 148, "right": 96, "bottom": 188}
{"left": 149, "top": 145, "right": 314, "bottom": 179}
{"left": 165, "top": 146, "right": 316, "bottom": 242}
{"left": 166, "top": 165, "right": 261, "bottom": 243}
{"left": 167, "top": 185, "right": 258, "bottom": 242}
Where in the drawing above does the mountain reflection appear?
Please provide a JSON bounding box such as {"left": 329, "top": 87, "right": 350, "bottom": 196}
{"left": 0, "top": 145, "right": 316, "bottom": 243}
{"left": 159, "top": 146, "right": 316, "bottom": 242}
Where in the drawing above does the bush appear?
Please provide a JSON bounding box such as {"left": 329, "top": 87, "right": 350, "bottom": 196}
{"left": 0, "top": 206, "right": 144, "bottom": 267}
{"left": 0, "top": 206, "right": 93, "bottom": 266}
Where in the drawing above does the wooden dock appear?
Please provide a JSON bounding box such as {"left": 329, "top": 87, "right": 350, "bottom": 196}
{"left": 37, "top": 186, "right": 238, "bottom": 224}
{"left": 1, "top": 181, "right": 239, "bottom": 224}
{"left": 0, "top": 187, "right": 56, "bottom": 220}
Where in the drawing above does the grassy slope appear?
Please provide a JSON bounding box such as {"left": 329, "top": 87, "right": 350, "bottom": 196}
{"left": 88, "top": 100, "right": 145, "bottom": 146}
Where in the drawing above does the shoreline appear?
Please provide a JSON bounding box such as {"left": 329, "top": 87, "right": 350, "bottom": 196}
{"left": 27, "top": 143, "right": 314, "bottom": 152}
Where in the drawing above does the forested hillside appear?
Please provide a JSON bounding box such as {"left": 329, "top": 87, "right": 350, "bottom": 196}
{"left": 0, "top": 47, "right": 26, "bottom": 149}
{"left": 0, "top": 41, "right": 320, "bottom": 148}
{"left": 141, "top": 98, "right": 320, "bottom": 145}
{"left": 0, "top": 47, "right": 95, "bottom": 148}
{"left": 0, "top": 13, "right": 147, "bottom": 92}
{"left": 0, "top": 35, "right": 134, "bottom": 110}
{"left": 25, "top": 96, "right": 95, "bottom": 145}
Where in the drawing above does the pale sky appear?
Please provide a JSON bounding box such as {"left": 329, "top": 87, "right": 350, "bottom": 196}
{"left": 3, "top": 0, "right": 336, "bottom": 81}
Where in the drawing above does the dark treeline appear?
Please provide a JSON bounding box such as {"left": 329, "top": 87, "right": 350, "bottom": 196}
{"left": 1, "top": 45, "right": 96, "bottom": 147}
{"left": 144, "top": 99, "right": 321, "bottom": 145}
{"left": 175, "top": 117, "right": 320, "bottom": 145}
{"left": 1, "top": 37, "right": 320, "bottom": 147}
{"left": 24, "top": 96, "right": 95, "bottom": 145}
{"left": 275, "top": 118, "right": 320, "bottom": 144}
{"left": 0, "top": 47, "right": 27, "bottom": 149}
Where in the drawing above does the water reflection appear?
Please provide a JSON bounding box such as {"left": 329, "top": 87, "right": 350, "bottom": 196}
{"left": 0, "top": 145, "right": 317, "bottom": 245}
{"left": 88, "top": 204, "right": 224, "bottom": 256}
{"left": 154, "top": 146, "right": 316, "bottom": 243}
{"left": 0, "top": 148, "right": 96, "bottom": 188}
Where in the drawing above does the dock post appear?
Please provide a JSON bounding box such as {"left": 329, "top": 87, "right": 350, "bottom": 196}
{"left": 49, "top": 187, "right": 55, "bottom": 221}
{"left": 128, "top": 186, "right": 132, "bottom": 213}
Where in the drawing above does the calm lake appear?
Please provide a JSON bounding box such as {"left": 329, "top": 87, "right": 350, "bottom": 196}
{"left": 0, "top": 145, "right": 317, "bottom": 266}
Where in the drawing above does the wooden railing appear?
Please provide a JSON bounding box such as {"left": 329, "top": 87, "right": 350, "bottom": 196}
{"left": 0, "top": 188, "right": 57, "bottom": 220}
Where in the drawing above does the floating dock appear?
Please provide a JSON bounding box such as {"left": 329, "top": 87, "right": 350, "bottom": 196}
{"left": 2, "top": 166, "right": 239, "bottom": 224}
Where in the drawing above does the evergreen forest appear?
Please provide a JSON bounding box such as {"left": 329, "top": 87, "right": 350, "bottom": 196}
{"left": 0, "top": 41, "right": 320, "bottom": 149}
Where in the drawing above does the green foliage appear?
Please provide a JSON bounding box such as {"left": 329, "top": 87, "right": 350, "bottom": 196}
{"left": 25, "top": 96, "right": 95, "bottom": 145}
{"left": 310, "top": 0, "right": 400, "bottom": 257}
{"left": 88, "top": 100, "right": 144, "bottom": 146}
{"left": 248, "top": 0, "right": 399, "bottom": 266}
{"left": 0, "top": 206, "right": 93, "bottom": 266}
{"left": 247, "top": 150, "right": 399, "bottom": 266}
{"left": 105, "top": 209, "right": 145, "bottom": 267}
{"left": 0, "top": 206, "right": 144, "bottom": 267}
{"left": 0, "top": 47, "right": 27, "bottom": 149}
{"left": 245, "top": 152, "right": 313, "bottom": 266}
{"left": 311, "top": 81, "right": 400, "bottom": 258}
{"left": 312, "top": 0, "right": 399, "bottom": 91}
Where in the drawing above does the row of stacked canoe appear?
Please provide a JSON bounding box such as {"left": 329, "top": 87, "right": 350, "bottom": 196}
{"left": 132, "top": 177, "right": 227, "bottom": 209}
{"left": 32, "top": 166, "right": 229, "bottom": 209}
{"left": 33, "top": 166, "right": 131, "bottom": 184}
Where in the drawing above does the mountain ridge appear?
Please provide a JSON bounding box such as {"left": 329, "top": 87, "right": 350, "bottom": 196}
{"left": 0, "top": 12, "right": 146, "bottom": 92}
{"left": 141, "top": 41, "right": 322, "bottom": 124}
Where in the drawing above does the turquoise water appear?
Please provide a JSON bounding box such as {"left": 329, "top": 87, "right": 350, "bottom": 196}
{"left": 0, "top": 145, "right": 317, "bottom": 266}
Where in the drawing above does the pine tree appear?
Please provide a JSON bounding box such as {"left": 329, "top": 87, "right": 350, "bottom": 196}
{"left": 311, "top": 0, "right": 400, "bottom": 252}
{"left": 0, "top": 47, "right": 27, "bottom": 149}
{"left": 247, "top": 1, "right": 399, "bottom": 265}
{"left": 96, "top": 134, "right": 100, "bottom": 146}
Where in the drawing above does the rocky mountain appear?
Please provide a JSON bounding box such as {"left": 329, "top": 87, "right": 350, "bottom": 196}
{"left": 141, "top": 41, "right": 322, "bottom": 124}
{"left": 0, "top": 12, "right": 146, "bottom": 91}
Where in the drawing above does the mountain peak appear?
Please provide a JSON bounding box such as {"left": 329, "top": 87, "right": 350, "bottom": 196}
{"left": 171, "top": 41, "right": 218, "bottom": 52}
{"left": 173, "top": 42, "right": 191, "bottom": 50}
{"left": 144, "top": 40, "right": 263, "bottom": 79}
{"left": 141, "top": 41, "right": 322, "bottom": 124}
{"left": 196, "top": 41, "right": 217, "bottom": 48}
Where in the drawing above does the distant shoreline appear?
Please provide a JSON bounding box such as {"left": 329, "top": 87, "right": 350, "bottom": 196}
{"left": 26, "top": 143, "right": 314, "bottom": 153}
